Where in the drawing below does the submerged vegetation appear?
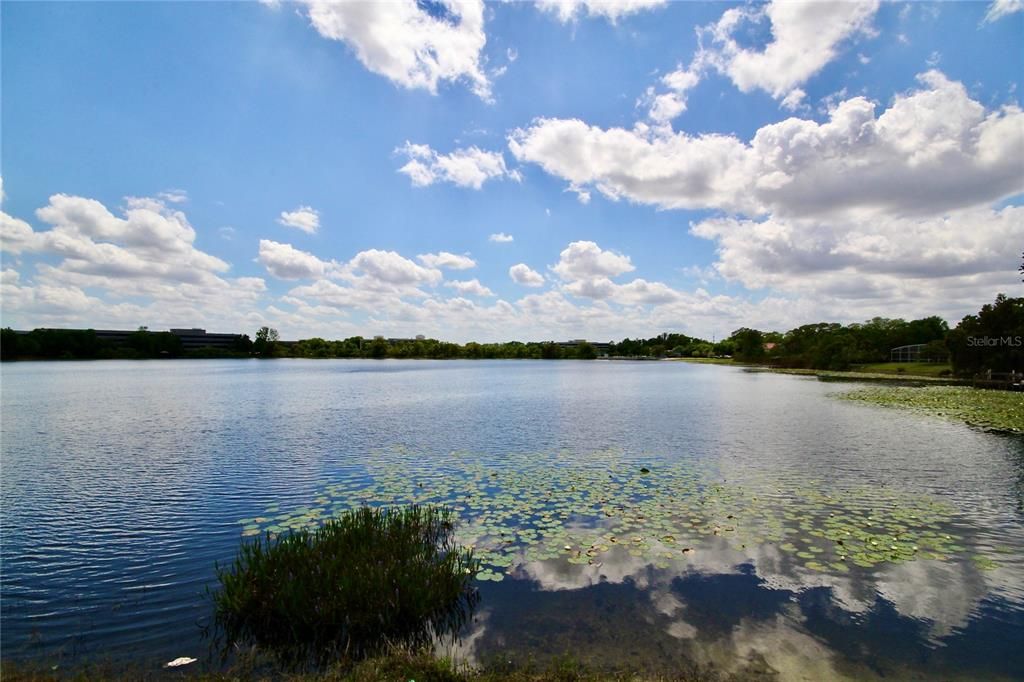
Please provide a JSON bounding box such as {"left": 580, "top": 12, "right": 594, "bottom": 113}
{"left": 841, "top": 385, "right": 1024, "bottom": 433}
{"left": 211, "top": 506, "right": 479, "bottom": 668}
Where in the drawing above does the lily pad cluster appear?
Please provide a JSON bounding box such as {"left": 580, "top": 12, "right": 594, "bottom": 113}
{"left": 842, "top": 385, "right": 1024, "bottom": 433}
{"left": 237, "top": 450, "right": 998, "bottom": 579}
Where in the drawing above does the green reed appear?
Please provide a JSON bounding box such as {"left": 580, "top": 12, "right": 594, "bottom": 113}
{"left": 210, "top": 505, "right": 480, "bottom": 668}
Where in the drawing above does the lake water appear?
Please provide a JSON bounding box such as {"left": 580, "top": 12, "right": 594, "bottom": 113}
{"left": 1, "top": 359, "right": 1023, "bottom": 679}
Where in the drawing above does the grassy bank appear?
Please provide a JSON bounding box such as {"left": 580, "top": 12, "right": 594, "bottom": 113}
{"left": 840, "top": 385, "right": 1024, "bottom": 433}
{"left": 675, "top": 358, "right": 961, "bottom": 384}
{"left": 766, "top": 367, "right": 959, "bottom": 384}
{"left": 1, "top": 651, "right": 712, "bottom": 682}
{"left": 852, "top": 362, "right": 952, "bottom": 377}
{"left": 670, "top": 357, "right": 749, "bottom": 366}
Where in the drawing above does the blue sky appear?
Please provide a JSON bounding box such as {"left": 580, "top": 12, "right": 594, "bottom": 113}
{"left": 2, "top": 0, "right": 1022, "bottom": 342}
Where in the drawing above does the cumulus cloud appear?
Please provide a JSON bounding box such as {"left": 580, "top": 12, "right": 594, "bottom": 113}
{"left": 278, "top": 205, "right": 320, "bottom": 234}
{"left": 640, "top": 1, "right": 878, "bottom": 121}
{"left": 397, "top": 142, "right": 521, "bottom": 189}
{"left": 551, "top": 241, "right": 682, "bottom": 306}
{"left": 444, "top": 278, "right": 494, "bottom": 297}
{"left": 509, "top": 263, "right": 545, "bottom": 287}
{"left": 0, "top": 194, "right": 267, "bottom": 332}
{"left": 510, "top": 72, "right": 1024, "bottom": 325}
{"left": 690, "top": 206, "right": 1024, "bottom": 300}
{"left": 296, "top": 0, "right": 491, "bottom": 100}
{"left": 641, "top": 67, "right": 701, "bottom": 124}
{"left": 983, "top": 0, "right": 1023, "bottom": 23}
{"left": 700, "top": 1, "right": 879, "bottom": 104}
{"left": 417, "top": 251, "right": 477, "bottom": 270}
{"left": 348, "top": 249, "right": 443, "bottom": 288}
{"left": 258, "top": 239, "right": 331, "bottom": 280}
{"left": 551, "top": 241, "right": 634, "bottom": 281}
{"left": 489, "top": 232, "right": 514, "bottom": 243}
{"left": 536, "top": 0, "right": 667, "bottom": 23}
{"left": 510, "top": 71, "right": 1024, "bottom": 218}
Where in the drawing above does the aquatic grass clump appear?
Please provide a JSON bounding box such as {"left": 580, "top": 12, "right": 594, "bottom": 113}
{"left": 212, "top": 505, "right": 480, "bottom": 668}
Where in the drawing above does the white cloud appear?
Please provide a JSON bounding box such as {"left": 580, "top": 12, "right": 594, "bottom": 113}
{"left": 509, "top": 263, "right": 545, "bottom": 287}
{"left": 508, "top": 71, "right": 1024, "bottom": 327}
{"left": 278, "top": 205, "right": 320, "bottom": 234}
{"left": 550, "top": 241, "right": 681, "bottom": 306}
{"left": 157, "top": 189, "right": 188, "bottom": 204}
{"left": 397, "top": 142, "right": 520, "bottom": 189}
{"left": 779, "top": 88, "right": 808, "bottom": 112}
{"left": 510, "top": 71, "right": 1024, "bottom": 218}
{"left": 489, "top": 232, "right": 514, "bottom": 243}
{"left": 417, "top": 251, "right": 477, "bottom": 270}
{"left": 5, "top": 195, "right": 230, "bottom": 279}
{"left": 983, "top": 0, "right": 1023, "bottom": 23}
{"left": 690, "top": 205, "right": 1024, "bottom": 296}
{"left": 551, "top": 240, "right": 634, "bottom": 281}
{"left": 509, "top": 117, "right": 755, "bottom": 212}
{"left": 444, "top": 278, "right": 494, "bottom": 297}
{"left": 642, "top": 66, "right": 702, "bottom": 124}
{"left": 700, "top": 1, "right": 879, "bottom": 105}
{"left": 536, "top": 0, "right": 667, "bottom": 23}
{"left": 641, "top": 0, "right": 880, "bottom": 123}
{"left": 0, "top": 194, "right": 268, "bottom": 333}
{"left": 296, "top": 0, "right": 491, "bottom": 100}
{"left": 258, "top": 239, "right": 331, "bottom": 280}
{"left": 349, "top": 249, "right": 443, "bottom": 288}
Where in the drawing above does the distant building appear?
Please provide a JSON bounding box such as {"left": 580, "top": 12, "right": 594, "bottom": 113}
{"left": 17, "top": 327, "right": 244, "bottom": 351}
{"left": 556, "top": 339, "right": 613, "bottom": 356}
{"left": 168, "top": 328, "right": 243, "bottom": 351}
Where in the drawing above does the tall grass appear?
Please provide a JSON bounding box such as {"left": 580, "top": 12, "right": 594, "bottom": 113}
{"left": 209, "top": 505, "right": 480, "bottom": 668}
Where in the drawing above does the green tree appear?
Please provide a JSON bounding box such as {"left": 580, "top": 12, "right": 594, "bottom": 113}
{"left": 946, "top": 294, "right": 1024, "bottom": 374}
{"left": 1, "top": 327, "right": 20, "bottom": 361}
{"left": 367, "top": 337, "right": 389, "bottom": 359}
{"left": 254, "top": 326, "right": 279, "bottom": 357}
{"left": 575, "top": 341, "right": 597, "bottom": 359}
{"left": 920, "top": 339, "right": 950, "bottom": 363}
{"left": 539, "top": 342, "right": 562, "bottom": 359}
{"left": 730, "top": 327, "right": 765, "bottom": 361}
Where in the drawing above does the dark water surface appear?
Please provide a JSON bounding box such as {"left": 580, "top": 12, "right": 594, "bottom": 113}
{"left": 2, "top": 359, "right": 1023, "bottom": 679}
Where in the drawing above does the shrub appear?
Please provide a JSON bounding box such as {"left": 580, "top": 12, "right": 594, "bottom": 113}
{"left": 210, "top": 505, "right": 480, "bottom": 668}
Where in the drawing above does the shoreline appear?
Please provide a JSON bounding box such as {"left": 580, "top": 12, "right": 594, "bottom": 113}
{"left": 671, "top": 357, "right": 964, "bottom": 385}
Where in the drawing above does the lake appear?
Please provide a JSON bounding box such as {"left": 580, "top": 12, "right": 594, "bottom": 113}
{"left": 1, "top": 359, "right": 1022, "bottom": 679}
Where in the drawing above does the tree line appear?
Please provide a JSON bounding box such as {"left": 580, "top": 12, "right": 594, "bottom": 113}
{"left": 0, "top": 327, "right": 253, "bottom": 361}
{"left": 3, "top": 295, "right": 1021, "bottom": 374}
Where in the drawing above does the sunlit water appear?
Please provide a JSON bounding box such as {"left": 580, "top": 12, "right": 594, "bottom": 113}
{"left": 1, "top": 359, "right": 1022, "bottom": 679}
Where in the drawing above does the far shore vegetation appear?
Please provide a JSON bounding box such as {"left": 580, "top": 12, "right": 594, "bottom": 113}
{"left": 2, "top": 295, "right": 1021, "bottom": 380}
